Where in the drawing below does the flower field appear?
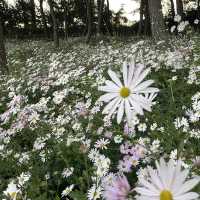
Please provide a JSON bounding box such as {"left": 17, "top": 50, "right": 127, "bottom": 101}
{"left": 1, "top": 36, "right": 200, "bottom": 200}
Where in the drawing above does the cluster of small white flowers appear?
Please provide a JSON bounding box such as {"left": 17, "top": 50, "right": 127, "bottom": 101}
{"left": 174, "top": 117, "right": 189, "bottom": 132}
{"left": 88, "top": 148, "right": 110, "bottom": 178}
{"left": 62, "top": 167, "right": 74, "bottom": 178}
{"left": 187, "top": 66, "right": 200, "bottom": 85}
{"left": 52, "top": 89, "right": 68, "bottom": 105}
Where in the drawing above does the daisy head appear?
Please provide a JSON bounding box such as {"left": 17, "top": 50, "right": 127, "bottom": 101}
{"left": 98, "top": 60, "right": 159, "bottom": 124}
{"left": 135, "top": 158, "right": 200, "bottom": 200}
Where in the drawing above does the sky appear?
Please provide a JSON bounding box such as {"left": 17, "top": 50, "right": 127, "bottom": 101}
{"left": 6, "top": 0, "right": 140, "bottom": 22}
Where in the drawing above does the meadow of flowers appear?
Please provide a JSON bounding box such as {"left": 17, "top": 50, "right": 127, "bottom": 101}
{"left": 0, "top": 34, "right": 200, "bottom": 200}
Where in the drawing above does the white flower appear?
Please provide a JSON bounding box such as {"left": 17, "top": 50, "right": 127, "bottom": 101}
{"left": 170, "top": 25, "right": 176, "bottom": 33}
{"left": 61, "top": 184, "right": 74, "bottom": 197}
{"left": 194, "top": 19, "right": 199, "bottom": 24}
{"left": 138, "top": 123, "right": 147, "bottom": 132}
{"left": 98, "top": 61, "right": 159, "bottom": 124}
{"left": 177, "top": 21, "right": 189, "bottom": 32}
{"left": 4, "top": 181, "right": 20, "bottom": 200}
{"left": 174, "top": 15, "right": 182, "bottom": 22}
{"left": 135, "top": 158, "right": 200, "bottom": 200}
{"left": 114, "top": 135, "right": 123, "bottom": 144}
{"left": 87, "top": 184, "right": 102, "bottom": 200}
{"left": 62, "top": 167, "right": 74, "bottom": 178}
{"left": 95, "top": 138, "right": 110, "bottom": 150}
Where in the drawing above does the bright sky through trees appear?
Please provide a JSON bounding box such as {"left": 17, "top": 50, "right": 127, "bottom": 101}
{"left": 6, "top": 0, "right": 140, "bottom": 21}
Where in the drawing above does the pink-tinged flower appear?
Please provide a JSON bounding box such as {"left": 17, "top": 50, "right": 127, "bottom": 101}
{"left": 103, "top": 174, "right": 131, "bottom": 200}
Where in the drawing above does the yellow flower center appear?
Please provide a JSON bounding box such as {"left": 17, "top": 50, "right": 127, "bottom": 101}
{"left": 160, "top": 190, "right": 173, "bottom": 200}
{"left": 10, "top": 192, "right": 17, "bottom": 199}
{"left": 120, "top": 87, "right": 130, "bottom": 98}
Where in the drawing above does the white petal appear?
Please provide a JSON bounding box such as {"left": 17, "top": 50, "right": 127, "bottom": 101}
{"left": 137, "top": 196, "right": 158, "bottom": 200}
{"left": 131, "top": 94, "right": 152, "bottom": 111}
{"left": 105, "top": 80, "right": 120, "bottom": 90}
{"left": 148, "top": 167, "right": 164, "bottom": 190}
{"left": 102, "top": 97, "right": 119, "bottom": 114}
{"left": 135, "top": 187, "right": 158, "bottom": 196}
{"left": 108, "top": 69, "right": 122, "bottom": 87}
{"left": 108, "top": 98, "right": 122, "bottom": 117}
{"left": 98, "top": 93, "right": 118, "bottom": 102}
{"left": 138, "top": 87, "right": 160, "bottom": 94}
{"left": 155, "top": 158, "right": 168, "bottom": 188}
{"left": 130, "top": 64, "right": 144, "bottom": 86}
{"left": 127, "top": 60, "right": 135, "bottom": 86}
{"left": 129, "top": 96, "right": 144, "bottom": 115}
{"left": 134, "top": 68, "right": 151, "bottom": 88}
{"left": 175, "top": 178, "right": 200, "bottom": 196}
{"left": 123, "top": 62, "right": 128, "bottom": 86}
{"left": 172, "top": 169, "right": 189, "bottom": 192}
{"left": 117, "top": 100, "right": 124, "bottom": 124}
{"left": 139, "top": 178, "right": 160, "bottom": 194}
{"left": 174, "top": 192, "right": 199, "bottom": 200}
{"left": 125, "top": 99, "right": 132, "bottom": 124}
{"left": 134, "top": 80, "right": 154, "bottom": 92}
{"left": 98, "top": 85, "right": 119, "bottom": 93}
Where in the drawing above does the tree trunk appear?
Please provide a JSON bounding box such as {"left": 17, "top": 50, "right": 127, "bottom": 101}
{"left": 0, "top": 17, "right": 8, "bottom": 74}
{"left": 138, "top": 0, "right": 145, "bottom": 35}
{"left": 48, "top": 0, "right": 59, "bottom": 47}
{"left": 63, "top": 0, "right": 69, "bottom": 41}
{"left": 39, "top": 0, "right": 48, "bottom": 38}
{"left": 30, "top": 0, "right": 36, "bottom": 35}
{"left": 170, "top": 0, "right": 175, "bottom": 18}
{"left": 104, "top": 0, "right": 113, "bottom": 36}
{"left": 144, "top": 0, "right": 151, "bottom": 36}
{"left": 148, "top": 0, "right": 167, "bottom": 40}
{"left": 97, "top": 0, "right": 105, "bottom": 36}
{"left": 176, "top": 0, "right": 183, "bottom": 17}
{"left": 86, "top": 0, "right": 93, "bottom": 43}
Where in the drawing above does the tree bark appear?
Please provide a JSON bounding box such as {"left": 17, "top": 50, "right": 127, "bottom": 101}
{"left": 104, "top": 0, "right": 113, "bottom": 36}
{"left": 0, "top": 17, "right": 8, "bottom": 74}
{"left": 144, "top": 0, "right": 151, "bottom": 36}
{"left": 39, "top": 0, "right": 48, "bottom": 38}
{"left": 176, "top": 0, "right": 183, "bottom": 17}
{"left": 170, "top": 0, "right": 175, "bottom": 18}
{"left": 48, "top": 0, "right": 59, "bottom": 47}
{"left": 86, "top": 0, "right": 93, "bottom": 43}
{"left": 148, "top": 0, "right": 167, "bottom": 40}
{"left": 62, "top": 0, "right": 69, "bottom": 41}
{"left": 138, "top": 0, "right": 145, "bottom": 35}
{"left": 97, "top": 0, "right": 105, "bottom": 36}
{"left": 30, "top": 0, "right": 36, "bottom": 35}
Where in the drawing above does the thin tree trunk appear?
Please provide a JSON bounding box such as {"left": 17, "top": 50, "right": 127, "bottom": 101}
{"left": 30, "top": 0, "right": 36, "bottom": 35}
{"left": 148, "top": 0, "right": 167, "bottom": 40}
{"left": 144, "top": 0, "right": 150, "bottom": 36}
{"left": 138, "top": 0, "right": 145, "bottom": 35}
{"left": 176, "top": 0, "right": 183, "bottom": 17}
{"left": 48, "top": 0, "right": 59, "bottom": 47}
{"left": 97, "top": 0, "right": 105, "bottom": 36}
{"left": 39, "top": 0, "right": 48, "bottom": 38}
{"left": 0, "top": 17, "right": 8, "bottom": 74}
{"left": 86, "top": 0, "right": 93, "bottom": 43}
{"left": 104, "top": 0, "right": 113, "bottom": 36}
{"left": 63, "top": 0, "right": 68, "bottom": 41}
{"left": 170, "top": 0, "right": 175, "bottom": 18}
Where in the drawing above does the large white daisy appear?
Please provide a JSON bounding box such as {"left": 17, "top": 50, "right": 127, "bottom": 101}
{"left": 135, "top": 158, "right": 200, "bottom": 200}
{"left": 98, "top": 61, "right": 159, "bottom": 124}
